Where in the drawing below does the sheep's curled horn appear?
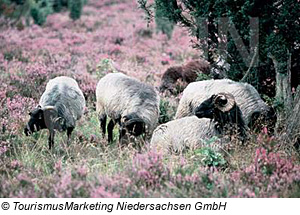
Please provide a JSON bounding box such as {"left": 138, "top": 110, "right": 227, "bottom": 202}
{"left": 42, "top": 106, "right": 63, "bottom": 131}
{"left": 123, "top": 118, "right": 144, "bottom": 127}
{"left": 213, "top": 93, "right": 235, "bottom": 112}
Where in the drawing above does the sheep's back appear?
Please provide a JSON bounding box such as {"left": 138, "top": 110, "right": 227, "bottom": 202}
{"left": 150, "top": 116, "right": 217, "bottom": 153}
{"left": 176, "top": 79, "right": 269, "bottom": 125}
{"left": 40, "top": 76, "right": 86, "bottom": 128}
{"left": 96, "top": 73, "right": 160, "bottom": 131}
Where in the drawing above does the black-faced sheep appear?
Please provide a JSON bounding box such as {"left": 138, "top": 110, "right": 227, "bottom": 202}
{"left": 150, "top": 93, "right": 248, "bottom": 153}
{"left": 24, "top": 76, "right": 86, "bottom": 149}
{"left": 159, "top": 59, "right": 211, "bottom": 94}
{"left": 175, "top": 79, "right": 275, "bottom": 129}
{"left": 96, "top": 73, "right": 160, "bottom": 143}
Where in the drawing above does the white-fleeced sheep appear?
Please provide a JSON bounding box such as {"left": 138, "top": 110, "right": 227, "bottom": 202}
{"left": 175, "top": 79, "right": 273, "bottom": 128}
{"left": 24, "top": 76, "right": 86, "bottom": 149}
{"left": 96, "top": 73, "right": 160, "bottom": 142}
{"left": 150, "top": 93, "right": 248, "bottom": 153}
{"left": 150, "top": 116, "right": 213, "bottom": 153}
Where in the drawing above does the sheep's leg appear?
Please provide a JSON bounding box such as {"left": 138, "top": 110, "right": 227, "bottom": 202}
{"left": 48, "top": 130, "right": 55, "bottom": 150}
{"left": 107, "top": 119, "right": 115, "bottom": 143}
{"left": 48, "top": 135, "right": 52, "bottom": 150}
{"left": 119, "top": 126, "right": 126, "bottom": 144}
{"left": 67, "top": 127, "right": 74, "bottom": 145}
{"left": 99, "top": 114, "right": 107, "bottom": 137}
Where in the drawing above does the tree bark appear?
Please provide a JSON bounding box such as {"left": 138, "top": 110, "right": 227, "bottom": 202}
{"left": 241, "top": 47, "right": 259, "bottom": 82}
{"left": 283, "top": 88, "right": 300, "bottom": 146}
{"left": 270, "top": 52, "right": 292, "bottom": 131}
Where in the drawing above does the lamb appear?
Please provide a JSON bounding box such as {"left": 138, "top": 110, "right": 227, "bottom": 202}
{"left": 159, "top": 59, "right": 224, "bottom": 94}
{"left": 24, "top": 76, "right": 86, "bottom": 149}
{"left": 96, "top": 73, "right": 160, "bottom": 142}
{"left": 150, "top": 93, "right": 248, "bottom": 153}
{"left": 175, "top": 79, "right": 274, "bottom": 129}
{"left": 159, "top": 59, "right": 210, "bottom": 94}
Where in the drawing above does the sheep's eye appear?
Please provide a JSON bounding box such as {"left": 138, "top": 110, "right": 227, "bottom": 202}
{"left": 29, "top": 112, "right": 32, "bottom": 116}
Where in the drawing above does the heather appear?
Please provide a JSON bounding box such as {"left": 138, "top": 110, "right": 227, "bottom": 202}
{"left": 0, "top": 0, "right": 299, "bottom": 198}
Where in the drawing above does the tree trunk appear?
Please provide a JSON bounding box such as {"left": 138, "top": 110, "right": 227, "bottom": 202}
{"left": 270, "top": 52, "right": 292, "bottom": 131}
{"left": 283, "top": 89, "right": 300, "bottom": 146}
{"left": 275, "top": 73, "right": 292, "bottom": 129}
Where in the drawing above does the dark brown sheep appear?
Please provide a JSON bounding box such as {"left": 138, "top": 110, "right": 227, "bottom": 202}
{"left": 159, "top": 60, "right": 212, "bottom": 94}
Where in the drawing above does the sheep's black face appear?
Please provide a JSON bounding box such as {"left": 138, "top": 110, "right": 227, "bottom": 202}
{"left": 194, "top": 96, "right": 215, "bottom": 119}
{"left": 126, "top": 121, "right": 145, "bottom": 136}
{"left": 121, "top": 114, "right": 145, "bottom": 137}
{"left": 24, "top": 106, "right": 46, "bottom": 136}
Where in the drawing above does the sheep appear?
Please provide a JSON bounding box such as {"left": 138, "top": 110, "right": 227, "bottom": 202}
{"left": 150, "top": 93, "right": 248, "bottom": 153}
{"left": 175, "top": 79, "right": 274, "bottom": 129}
{"left": 159, "top": 59, "right": 210, "bottom": 94}
{"left": 24, "top": 76, "right": 86, "bottom": 149}
{"left": 159, "top": 59, "right": 225, "bottom": 94}
{"left": 96, "top": 72, "right": 160, "bottom": 143}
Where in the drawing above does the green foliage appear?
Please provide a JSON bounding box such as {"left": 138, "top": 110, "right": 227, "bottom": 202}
{"left": 195, "top": 147, "right": 226, "bottom": 167}
{"left": 155, "top": 3, "right": 174, "bottom": 39}
{"left": 193, "top": 137, "right": 227, "bottom": 167}
{"left": 195, "top": 72, "right": 211, "bottom": 82}
{"left": 273, "top": 95, "right": 285, "bottom": 112}
{"left": 0, "top": 0, "right": 85, "bottom": 26}
{"left": 95, "top": 58, "right": 118, "bottom": 79}
{"left": 173, "top": 137, "right": 227, "bottom": 180}
{"left": 30, "top": 0, "right": 53, "bottom": 26}
{"left": 261, "top": 94, "right": 275, "bottom": 106}
{"left": 69, "top": 0, "right": 82, "bottom": 21}
{"left": 140, "top": 0, "right": 300, "bottom": 87}
{"left": 0, "top": 0, "right": 31, "bottom": 22}
{"left": 11, "top": 0, "right": 26, "bottom": 4}
{"left": 159, "top": 99, "right": 176, "bottom": 124}
{"left": 53, "top": 0, "right": 68, "bottom": 12}
{"left": 3, "top": 49, "right": 28, "bottom": 62}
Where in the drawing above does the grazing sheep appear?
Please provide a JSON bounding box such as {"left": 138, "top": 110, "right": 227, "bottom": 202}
{"left": 159, "top": 59, "right": 211, "bottom": 94}
{"left": 96, "top": 73, "right": 160, "bottom": 142}
{"left": 176, "top": 79, "right": 273, "bottom": 128}
{"left": 150, "top": 93, "right": 248, "bottom": 153}
{"left": 24, "top": 76, "right": 86, "bottom": 149}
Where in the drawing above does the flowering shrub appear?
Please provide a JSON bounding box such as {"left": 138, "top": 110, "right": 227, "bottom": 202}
{"left": 235, "top": 148, "right": 300, "bottom": 197}
{"left": 4, "top": 95, "right": 36, "bottom": 134}
{"left": 129, "top": 150, "right": 170, "bottom": 189}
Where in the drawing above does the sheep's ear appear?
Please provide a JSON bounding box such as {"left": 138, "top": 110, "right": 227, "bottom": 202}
{"left": 42, "top": 106, "right": 58, "bottom": 130}
{"left": 28, "top": 106, "right": 43, "bottom": 117}
{"left": 214, "top": 93, "right": 235, "bottom": 112}
{"left": 211, "top": 94, "right": 217, "bottom": 101}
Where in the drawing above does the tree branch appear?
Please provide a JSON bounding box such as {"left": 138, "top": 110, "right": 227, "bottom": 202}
{"left": 137, "top": 0, "right": 154, "bottom": 24}
{"left": 240, "top": 47, "right": 258, "bottom": 82}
